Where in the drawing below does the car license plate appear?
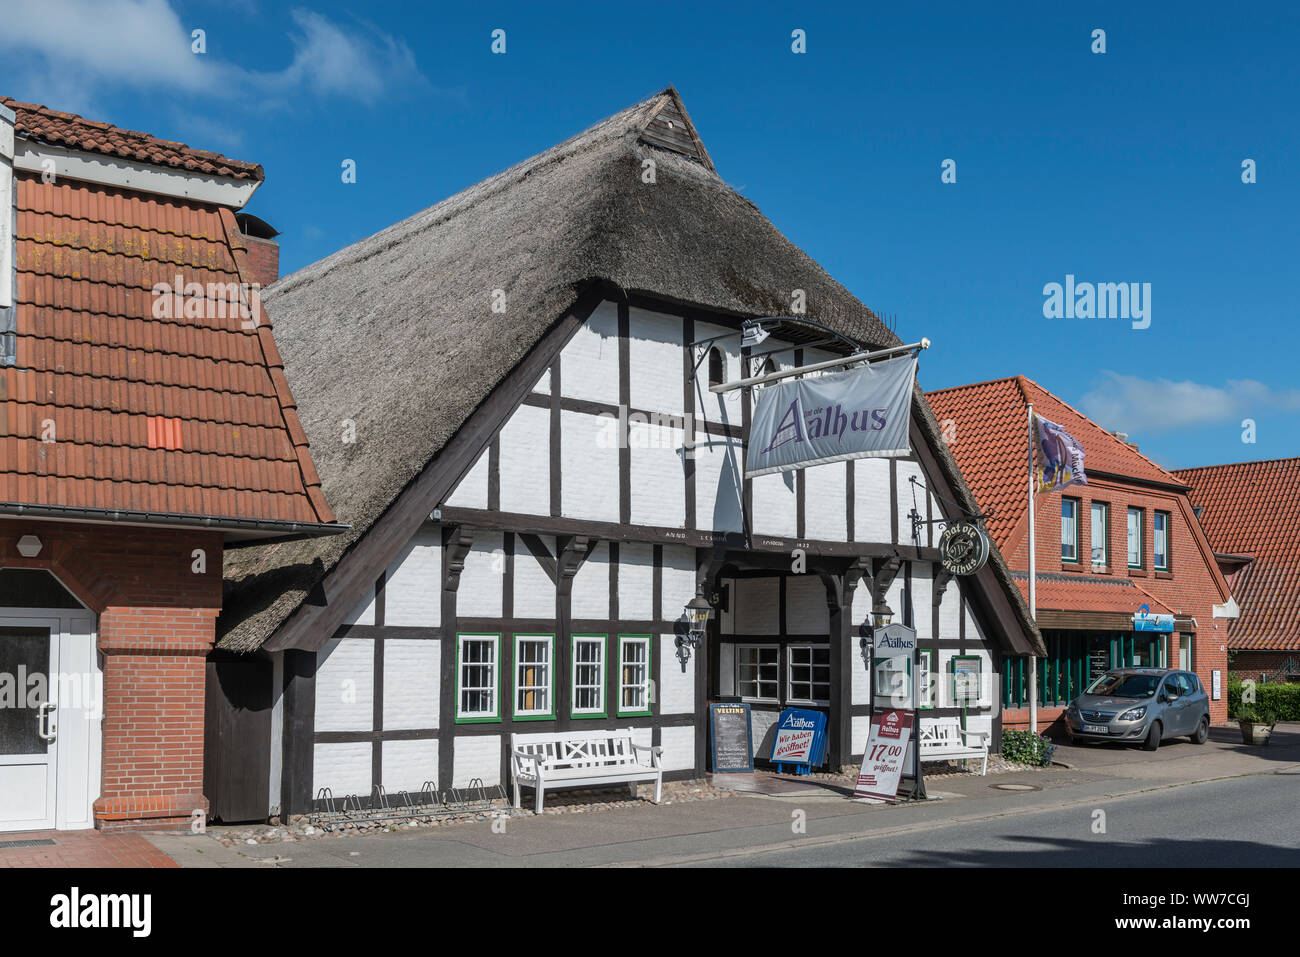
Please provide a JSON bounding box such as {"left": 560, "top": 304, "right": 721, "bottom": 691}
{"left": 1083, "top": 724, "right": 1109, "bottom": 734}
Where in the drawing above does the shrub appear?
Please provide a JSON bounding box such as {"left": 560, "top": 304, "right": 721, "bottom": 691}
{"left": 1001, "top": 729, "right": 1056, "bottom": 767}
{"left": 1228, "top": 680, "right": 1300, "bottom": 722}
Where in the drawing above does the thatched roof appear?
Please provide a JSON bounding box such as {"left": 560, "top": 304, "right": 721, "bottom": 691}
{"left": 220, "top": 87, "right": 1043, "bottom": 656}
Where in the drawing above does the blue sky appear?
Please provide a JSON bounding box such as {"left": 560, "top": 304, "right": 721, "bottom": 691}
{"left": 3, "top": 0, "right": 1297, "bottom": 469}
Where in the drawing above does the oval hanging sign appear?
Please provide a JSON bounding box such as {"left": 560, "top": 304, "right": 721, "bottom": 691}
{"left": 938, "top": 521, "right": 989, "bottom": 576}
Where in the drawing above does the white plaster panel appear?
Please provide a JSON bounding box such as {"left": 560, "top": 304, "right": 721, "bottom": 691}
{"left": 939, "top": 575, "right": 961, "bottom": 639}
{"left": 732, "top": 577, "right": 779, "bottom": 635}
{"left": 719, "top": 642, "right": 736, "bottom": 696}
{"left": 693, "top": 431, "right": 744, "bottom": 533}
{"left": 911, "top": 563, "right": 933, "bottom": 641}
{"left": 852, "top": 715, "right": 872, "bottom": 756}
{"left": 658, "top": 634, "right": 694, "bottom": 713}
{"left": 453, "top": 736, "right": 502, "bottom": 788}
{"left": 628, "top": 306, "right": 685, "bottom": 414}
{"left": 854, "top": 458, "right": 892, "bottom": 544}
{"left": 313, "top": 742, "right": 371, "bottom": 796}
{"left": 618, "top": 542, "right": 654, "bottom": 621}
{"left": 658, "top": 726, "right": 696, "bottom": 772}
{"left": 499, "top": 403, "right": 551, "bottom": 516}
{"left": 691, "top": 319, "right": 744, "bottom": 427}
{"left": 513, "top": 538, "right": 555, "bottom": 620}
{"left": 384, "top": 529, "right": 441, "bottom": 627}
{"left": 804, "top": 462, "right": 848, "bottom": 541}
{"left": 562, "top": 409, "right": 620, "bottom": 521}
{"left": 659, "top": 546, "right": 696, "bottom": 623}
{"left": 382, "top": 739, "right": 441, "bottom": 791}
{"left": 786, "top": 574, "right": 830, "bottom": 635}
{"left": 572, "top": 542, "right": 611, "bottom": 619}
{"left": 315, "top": 637, "right": 374, "bottom": 732}
{"left": 896, "top": 460, "right": 926, "bottom": 546}
{"left": 852, "top": 648, "right": 871, "bottom": 704}
{"left": 965, "top": 598, "right": 989, "bottom": 644}
{"left": 751, "top": 708, "right": 779, "bottom": 758}
{"left": 446, "top": 449, "right": 489, "bottom": 509}
{"left": 533, "top": 368, "right": 550, "bottom": 394}
{"left": 382, "top": 640, "right": 440, "bottom": 730}
{"left": 456, "top": 531, "right": 504, "bottom": 617}
{"left": 342, "top": 588, "right": 376, "bottom": 627}
{"left": 751, "top": 470, "right": 797, "bottom": 538}
{"left": 560, "top": 301, "right": 620, "bottom": 405}
{"left": 630, "top": 418, "right": 686, "bottom": 528}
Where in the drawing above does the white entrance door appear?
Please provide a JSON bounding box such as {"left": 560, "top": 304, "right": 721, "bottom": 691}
{"left": 0, "top": 618, "right": 60, "bottom": 831}
{"left": 0, "top": 610, "right": 99, "bottom": 832}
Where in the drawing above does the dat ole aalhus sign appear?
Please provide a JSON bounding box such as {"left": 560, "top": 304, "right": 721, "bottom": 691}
{"left": 938, "top": 521, "right": 990, "bottom": 576}
{"left": 745, "top": 354, "right": 916, "bottom": 477}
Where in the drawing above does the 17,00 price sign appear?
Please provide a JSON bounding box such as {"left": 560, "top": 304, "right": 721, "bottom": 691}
{"left": 853, "top": 708, "right": 915, "bottom": 803}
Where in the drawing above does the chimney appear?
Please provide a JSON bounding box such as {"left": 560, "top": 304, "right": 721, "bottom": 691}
{"left": 1, "top": 100, "right": 15, "bottom": 363}
{"left": 235, "top": 212, "right": 280, "bottom": 288}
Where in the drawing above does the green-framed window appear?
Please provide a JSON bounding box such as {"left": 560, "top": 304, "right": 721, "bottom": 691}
{"left": 919, "top": 649, "right": 936, "bottom": 710}
{"left": 571, "top": 634, "right": 606, "bottom": 718}
{"left": 513, "top": 633, "right": 555, "bottom": 720}
{"left": 617, "top": 634, "right": 653, "bottom": 717}
{"left": 456, "top": 632, "right": 501, "bottom": 723}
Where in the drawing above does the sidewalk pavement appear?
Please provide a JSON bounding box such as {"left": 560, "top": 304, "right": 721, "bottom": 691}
{"left": 0, "top": 828, "right": 177, "bottom": 868}
{"left": 144, "top": 722, "right": 1300, "bottom": 868}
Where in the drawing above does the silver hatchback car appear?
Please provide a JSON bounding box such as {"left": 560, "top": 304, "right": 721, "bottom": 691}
{"left": 1064, "top": 668, "right": 1210, "bottom": 751}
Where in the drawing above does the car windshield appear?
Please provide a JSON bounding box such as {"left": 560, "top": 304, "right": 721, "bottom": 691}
{"left": 1085, "top": 673, "right": 1160, "bottom": 698}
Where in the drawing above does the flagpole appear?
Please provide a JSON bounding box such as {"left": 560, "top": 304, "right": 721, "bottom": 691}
{"left": 1027, "top": 404, "right": 1038, "bottom": 734}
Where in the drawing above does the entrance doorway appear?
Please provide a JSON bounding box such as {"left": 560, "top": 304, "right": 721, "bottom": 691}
{"left": 0, "top": 570, "right": 100, "bottom": 832}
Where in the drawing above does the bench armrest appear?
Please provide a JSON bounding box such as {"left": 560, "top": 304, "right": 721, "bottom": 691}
{"left": 631, "top": 743, "right": 664, "bottom": 768}
{"left": 512, "top": 749, "right": 548, "bottom": 770}
{"left": 959, "top": 730, "right": 989, "bottom": 745}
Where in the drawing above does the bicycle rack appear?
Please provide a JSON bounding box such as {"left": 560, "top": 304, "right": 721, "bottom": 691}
{"left": 309, "top": 778, "right": 507, "bottom": 829}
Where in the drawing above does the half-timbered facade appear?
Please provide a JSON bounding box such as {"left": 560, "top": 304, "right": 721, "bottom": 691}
{"left": 215, "top": 89, "right": 1043, "bottom": 822}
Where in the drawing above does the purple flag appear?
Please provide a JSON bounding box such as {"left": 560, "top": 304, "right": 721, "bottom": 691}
{"left": 1033, "top": 414, "right": 1087, "bottom": 493}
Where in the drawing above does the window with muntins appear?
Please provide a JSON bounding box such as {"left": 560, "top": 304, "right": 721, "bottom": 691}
{"left": 786, "top": 644, "right": 831, "bottom": 705}
{"left": 572, "top": 635, "right": 605, "bottom": 716}
{"left": 737, "top": 645, "right": 779, "bottom": 702}
{"left": 618, "top": 635, "right": 651, "bottom": 716}
{"left": 514, "top": 634, "right": 553, "bottom": 718}
{"left": 458, "top": 634, "right": 499, "bottom": 720}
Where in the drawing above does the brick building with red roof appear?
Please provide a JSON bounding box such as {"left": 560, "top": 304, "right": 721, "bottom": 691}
{"left": 0, "top": 97, "right": 342, "bottom": 832}
{"left": 1175, "top": 458, "right": 1300, "bottom": 682}
{"left": 926, "top": 376, "right": 1239, "bottom": 729}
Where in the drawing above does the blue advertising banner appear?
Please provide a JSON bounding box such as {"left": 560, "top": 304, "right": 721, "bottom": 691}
{"left": 770, "top": 708, "right": 828, "bottom": 773}
{"left": 1133, "top": 605, "right": 1175, "bottom": 632}
{"left": 745, "top": 355, "right": 916, "bottom": 477}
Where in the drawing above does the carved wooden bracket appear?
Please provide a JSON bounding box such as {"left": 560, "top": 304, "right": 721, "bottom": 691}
{"left": 933, "top": 565, "right": 956, "bottom": 607}
{"left": 557, "top": 535, "right": 597, "bottom": 581}
{"left": 443, "top": 524, "right": 475, "bottom": 592}
{"left": 872, "top": 555, "right": 903, "bottom": 608}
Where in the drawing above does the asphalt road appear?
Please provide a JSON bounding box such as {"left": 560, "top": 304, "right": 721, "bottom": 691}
{"left": 684, "top": 771, "right": 1300, "bottom": 867}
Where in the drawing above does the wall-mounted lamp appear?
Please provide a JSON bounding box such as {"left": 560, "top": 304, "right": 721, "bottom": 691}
{"left": 740, "top": 320, "right": 771, "bottom": 348}
{"left": 858, "top": 599, "right": 895, "bottom": 672}
{"left": 676, "top": 586, "right": 714, "bottom": 671}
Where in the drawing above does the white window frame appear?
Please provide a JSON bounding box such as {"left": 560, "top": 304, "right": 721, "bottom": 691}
{"left": 513, "top": 634, "right": 554, "bottom": 719}
{"left": 457, "top": 633, "right": 499, "bottom": 721}
{"left": 617, "top": 635, "right": 652, "bottom": 716}
{"left": 1061, "top": 498, "right": 1079, "bottom": 562}
{"left": 1127, "top": 507, "right": 1144, "bottom": 568}
{"left": 571, "top": 634, "right": 606, "bottom": 717}
{"left": 736, "top": 644, "right": 780, "bottom": 704}
{"left": 786, "top": 643, "right": 831, "bottom": 706}
{"left": 1090, "top": 501, "right": 1108, "bottom": 567}
{"left": 1154, "top": 511, "right": 1170, "bottom": 570}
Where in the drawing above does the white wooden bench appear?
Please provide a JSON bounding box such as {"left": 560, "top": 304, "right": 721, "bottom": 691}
{"left": 510, "top": 729, "right": 663, "bottom": 814}
{"left": 918, "top": 717, "right": 989, "bottom": 775}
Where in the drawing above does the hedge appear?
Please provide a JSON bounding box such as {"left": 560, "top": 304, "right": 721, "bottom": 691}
{"left": 1227, "top": 679, "right": 1300, "bottom": 722}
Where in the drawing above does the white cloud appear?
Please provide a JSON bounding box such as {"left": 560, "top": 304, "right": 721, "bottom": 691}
{"left": 1080, "top": 372, "right": 1300, "bottom": 434}
{"left": 0, "top": 0, "right": 425, "bottom": 108}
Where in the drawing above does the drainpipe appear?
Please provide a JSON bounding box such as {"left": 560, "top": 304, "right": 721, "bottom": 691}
{"left": 0, "top": 101, "right": 15, "bottom": 364}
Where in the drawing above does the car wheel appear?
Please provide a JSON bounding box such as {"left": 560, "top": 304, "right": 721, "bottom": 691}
{"left": 1141, "top": 721, "right": 1162, "bottom": 752}
{"left": 1190, "top": 716, "right": 1209, "bottom": 744}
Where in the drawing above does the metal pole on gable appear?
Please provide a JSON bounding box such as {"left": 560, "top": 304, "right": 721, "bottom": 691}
{"left": 1027, "top": 404, "right": 1039, "bottom": 734}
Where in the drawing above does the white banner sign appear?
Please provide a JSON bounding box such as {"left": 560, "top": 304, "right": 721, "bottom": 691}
{"left": 854, "top": 708, "right": 915, "bottom": 803}
{"left": 745, "top": 354, "right": 916, "bottom": 477}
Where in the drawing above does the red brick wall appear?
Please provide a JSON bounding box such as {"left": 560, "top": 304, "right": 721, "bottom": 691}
{"left": 0, "top": 519, "right": 223, "bottom": 831}
{"left": 1005, "top": 477, "right": 1234, "bottom": 725}
{"left": 241, "top": 234, "right": 279, "bottom": 288}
